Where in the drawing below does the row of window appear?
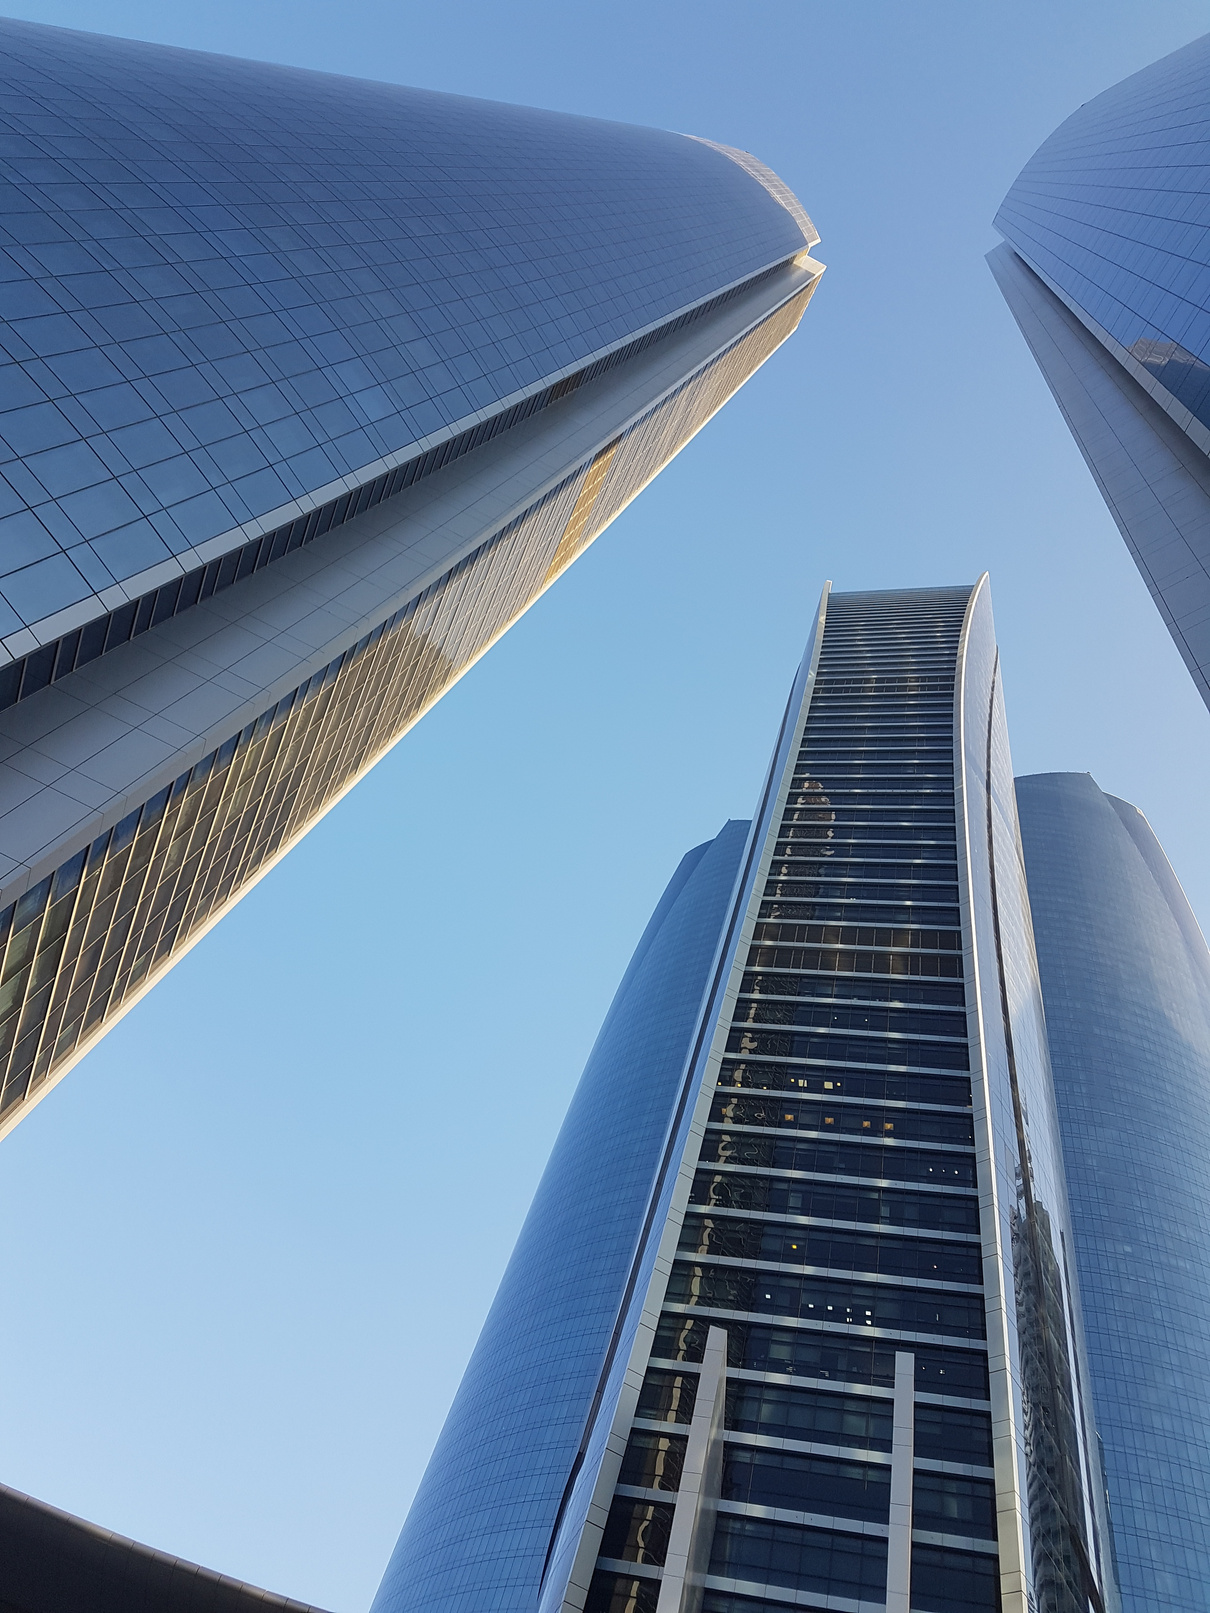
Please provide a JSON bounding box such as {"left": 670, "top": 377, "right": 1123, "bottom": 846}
{"left": 746, "top": 942, "right": 963, "bottom": 980}
{"left": 689, "top": 1169, "right": 982, "bottom": 1234}
{"left": 678, "top": 1215, "right": 983, "bottom": 1285}
{"left": 751, "top": 920, "right": 962, "bottom": 953}
{"left": 650, "top": 1314, "right": 988, "bottom": 1396}
{"left": 726, "top": 1026, "right": 971, "bottom": 1074}
{"left": 732, "top": 998, "right": 967, "bottom": 1041}
{"left": 666, "top": 1263, "right": 987, "bottom": 1340}
{"left": 717, "top": 1058, "right": 972, "bottom": 1107}
{"left": 739, "top": 970, "right": 965, "bottom": 1007}
{"left": 709, "top": 1092, "right": 975, "bottom": 1143}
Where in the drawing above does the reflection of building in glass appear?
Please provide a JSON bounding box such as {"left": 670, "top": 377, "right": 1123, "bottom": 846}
{"left": 989, "top": 32, "right": 1210, "bottom": 711}
{"left": 0, "top": 18, "right": 823, "bottom": 1143}
{"left": 376, "top": 582, "right": 1117, "bottom": 1613}
{"left": 1017, "top": 773, "right": 1210, "bottom": 1613}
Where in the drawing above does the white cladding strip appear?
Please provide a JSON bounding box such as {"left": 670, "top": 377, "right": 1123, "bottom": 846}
{"left": 655, "top": 1325, "right": 729, "bottom": 1613}
{"left": 953, "top": 575, "right": 1032, "bottom": 1613}
{"left": 885, "top": 1351, "right": 916, "bottom": 1613}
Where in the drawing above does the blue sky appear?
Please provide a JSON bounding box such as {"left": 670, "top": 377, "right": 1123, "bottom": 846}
{"left": 2, "top": 3, "right": 1209, "bottom": 1609}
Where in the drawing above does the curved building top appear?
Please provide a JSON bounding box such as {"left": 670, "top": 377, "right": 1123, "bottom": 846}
{"left": 0, "top": 19, "right": 813, "bottom": 641}
{"left": 995, "top": 32, "right": 1210, "bottom": 438}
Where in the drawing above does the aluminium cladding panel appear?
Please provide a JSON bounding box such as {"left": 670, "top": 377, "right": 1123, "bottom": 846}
{"left": 0, "top": 16, "right": 813, "bottom": 649}
{"left": 992, "top": 32, "right": 1210, "bottom": 444}
{"left": 1015, "top": 772, "right": 1210, "bottom": 1613}
{"left": 0, "top": 283, "right": 815, "bottom": 1139}
{"left": 987, "top": 243, "right": 1210, "bottom": 709}
{"left": 954, "top": 582, "right": 1117, "bottom": 1613}
{"left": 368, "top": 822, "right": 752, "bottom": 1613}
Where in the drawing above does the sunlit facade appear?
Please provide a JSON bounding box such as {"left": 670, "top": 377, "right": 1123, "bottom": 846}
{"left": 0, "top": 19, "right": 821, "bottom": 1142}
{"left": 376, "top": 581, "right": 1117, "bottom": 1613}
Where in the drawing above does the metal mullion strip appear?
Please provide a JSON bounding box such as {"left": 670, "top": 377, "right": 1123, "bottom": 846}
{"left": 104, "top": 808, "right": 184, "bottom": 1016}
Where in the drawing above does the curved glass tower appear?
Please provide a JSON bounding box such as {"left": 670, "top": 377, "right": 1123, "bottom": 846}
{"left": 0, "top": 18, "right": 822, "bottom": 1141}
{"left": 989, "top": 32, "right": 1210, "bottom": 710}
{"left": 1016, "top": 773, "right": 1210, "bottom": 1613}
{"left": 376, "top": 582, "right": 1116, "bottom": 1613}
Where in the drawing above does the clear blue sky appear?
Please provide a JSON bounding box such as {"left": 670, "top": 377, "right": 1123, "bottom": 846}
{"left": 2, "top": 4, "right": 1208, "bottom": 1609}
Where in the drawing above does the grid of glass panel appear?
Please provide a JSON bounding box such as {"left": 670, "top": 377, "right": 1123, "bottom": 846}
{"left": 0, "top": 263, "right": 794, "bottom": 715}
{"left": 0, "top": 292, "right": 808, "bottom": 1136}
{"left": 586, "top": 589, "right": 1002, "bottom": 1613}
{"left": 1017, "top": 773, "right": 1210, "bottom": 1613}
{"left": 995, "top": 32, "right": 1210, "bottom": 435}
{"left": 0, "top": 17, "right": 808, "bottom": 636}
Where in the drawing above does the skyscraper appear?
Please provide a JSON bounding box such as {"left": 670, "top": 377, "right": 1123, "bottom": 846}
{"left": 0, "top": 19, "right": 822, "bottom": 1142}
{"left": 989, "top": 33, "right": 1210, "bottom": 712}
{"left": 375, "top": 581, "right": 1117, "bottom": 1613}
{"left": 1016, "top": 773, "right": 1210, "bottom": 1613}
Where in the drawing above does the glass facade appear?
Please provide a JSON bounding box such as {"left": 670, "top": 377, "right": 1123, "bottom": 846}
{"left": 381, "top": 584, "right": 1116, "bottom": 1613}
{"left": 1016, "top": 772, "right": 1210, "bottom": 1613}
{"left": 372, "top": 822, "right": 754, "bottom": 1613}
{"left": 0, "top": 18, "right": 811, "bottom": 647}
{"left": 994, "top": 34, "right": 1210, "bottom": 437}
{"left": 0, "top": 21, "right": 822, "bottom": 1142}
{"left": 990, "top": 32, "right": 1210, "bottom": 711}
{"left": 0, "top": 292, "right": 810, "bottom": 1139}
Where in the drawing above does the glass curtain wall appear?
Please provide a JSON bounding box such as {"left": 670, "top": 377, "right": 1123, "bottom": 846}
{"left": 586, "top": 591, "right": 1001, "bottom": 1613}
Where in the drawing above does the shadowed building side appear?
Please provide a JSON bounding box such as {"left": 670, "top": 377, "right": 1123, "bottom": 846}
{"left": 0, "top": 1481, "right": 332, "bottom": 1613}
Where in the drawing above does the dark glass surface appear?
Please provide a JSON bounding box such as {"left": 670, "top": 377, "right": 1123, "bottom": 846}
{"left": 585, "top": 1574, "right": 659, "bottom": 1613}
{"left": 617, "top": 1431, "right": 686, "bottom": 1493}
{"left": 720, "top": 1447, "right": 889, "bottom": 1522}
{"left": 910, "top": 1544, "right": 1000, "bottom": 1612}
{"left": 667, "top": 1261, "right": 986, "bottom": 1339}
{"left": 725, "top": 1380, "right": 894, "bottom": 1451}
{"left": 689, "top": 1170, "right": 980, "bottom": 1233}
{"left": 679, "top": 1213, "right": 982, "bottom": 1283}
{"left": 697, "top": 1131, "right": 976, "bottom": 1185}
{"left": 599, "top": 1498, "right": 674, "bottom": 1567}
{"left": 652, "top": 1312, "right": 990, "bottom": 1397}
{"left": 708, "top": 1516, "right": 887, "bottom": 1599}
{"left": 708, "top": 1092, "right": 975, "bottom": 1142}
{"left": 913, "top": 1472, "right": 998, "bottom": 1540}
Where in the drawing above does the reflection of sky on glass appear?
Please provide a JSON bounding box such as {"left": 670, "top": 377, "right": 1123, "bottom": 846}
{"left": 0, "top": 18, "right": 804, "bottom": 631}
{"left": 1019, "top": 773, "right": 1210, "bottom": 1613}
{"left": 996, "top": 33, "right": 1210, "bottom": 435}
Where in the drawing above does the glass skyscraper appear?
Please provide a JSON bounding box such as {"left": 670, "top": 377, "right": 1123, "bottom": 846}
{"left": 1016, "top": 773, "right": 1210, "bottom": 1613}
{"left": 0, "top": 19, "right": 822, "bottom": 1143}
{"left": 989, "top": 32, "right": 1210, "bottom": 713}
{"left": 376, "top": 582, "right": 1117, "bottom": 1613}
